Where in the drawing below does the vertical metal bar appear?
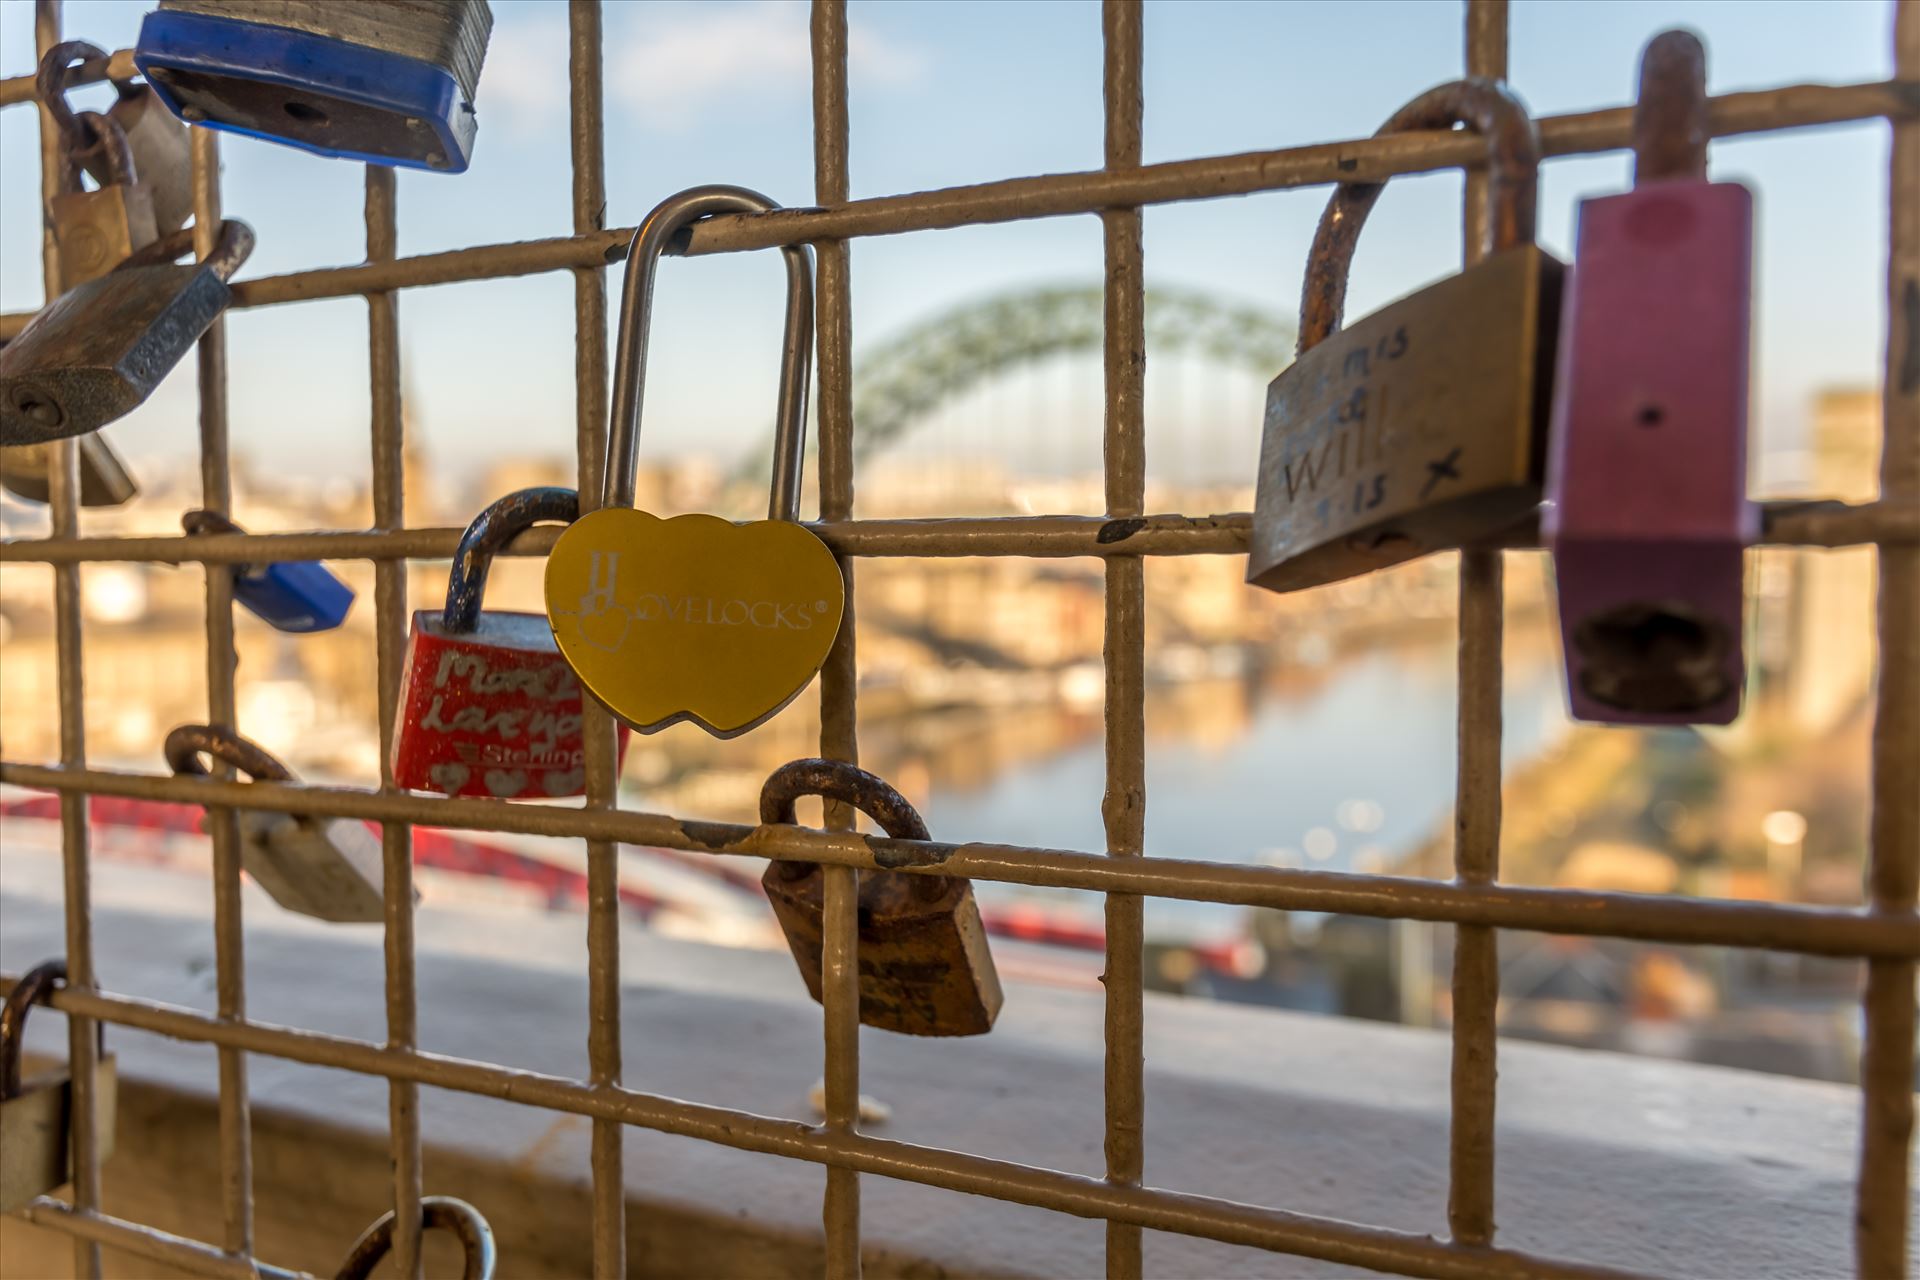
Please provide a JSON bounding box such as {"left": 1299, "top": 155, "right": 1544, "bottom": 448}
{"left": 812, "top": 4, "right": 863, "bottom": 1275}
{"left": 1100, "top": 4, "right": 1147, "bottom": 1277}
{"left": 33, "top": 4, "right": 101, "bottom": 1275}
{"left": 365, "top": 165, "right": 423, "bottom": 1280}
{"left": 191, "top": 126, "right": 255, "bottom": 1259}
{"left": 1448, "top": 0, "right": 1508, "bottom": 1250}
{"left": 1857, "top": 5, "right": 1919, "bottom": 1275}
{"left": 569, "top": 5, "right": 626, "bottom": 1276}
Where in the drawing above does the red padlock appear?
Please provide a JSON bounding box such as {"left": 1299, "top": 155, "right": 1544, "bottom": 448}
{"left": 1544, "top": 31, "right": 1755, "bottom": 725}
{"left": 393, "top": 488, "right": 630, "bottom": 798}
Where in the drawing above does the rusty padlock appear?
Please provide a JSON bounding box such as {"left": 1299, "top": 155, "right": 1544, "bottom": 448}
{"left": 1248, "top": 80, "right": 1563, "bottom": 593}
{"left": 335, "top": 1196, "right": 497, "bottom": 1280}
{"left": 1545, "top": 32, "right": 1755, "bottom": 725}
{"left": 760, "top": 759, "right": 1002, "bottom": 1037}
{"left": 394, "top": 487, "right": 631, "bottom": 800}
{"left": 40, "top": 45, "right": 160, "bottom": 290}
{"left": 0, "top": 434, "right": 139, "bottom": 507}
{"left": 41, "top": 39, "right": 192, "bottom": 240}
{"left": 1, "top": 962, "right": 117, "bottom": 1214}
{"left": 1, "top": 220, "right": 254, "bottom": 446}
{"left": 166, "top": 724, "right": 387, "bottom": 923}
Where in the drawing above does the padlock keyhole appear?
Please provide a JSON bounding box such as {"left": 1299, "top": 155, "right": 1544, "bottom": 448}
{"left": 1636, "top": 403, "right": 1665, "bottom": 427}
{"left": 283, "top": 101, "right": 329, "bottom": 127}
{"left": 1574, "top": 602, "right": 1730, "bottom": 713}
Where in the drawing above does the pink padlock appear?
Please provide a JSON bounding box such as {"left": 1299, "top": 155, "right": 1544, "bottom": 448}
{"left": 1545, "top": 31, "right": 1755, "bottom": 725}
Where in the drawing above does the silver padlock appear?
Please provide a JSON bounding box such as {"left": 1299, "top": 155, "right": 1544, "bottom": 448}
{"left": 40, "top": 44, "right": 160, "bottom": 287}
{"left": 0, "top": 220, "right": 254, "bottom": 445}
{"left": 164, "top": 724, "right": 388, "bottom": 924}
{"left": 1, "top": 961, "right": 117, "bottom": 1214}
{"left": 0, "top": 434, "right": 139, "bottom": 507}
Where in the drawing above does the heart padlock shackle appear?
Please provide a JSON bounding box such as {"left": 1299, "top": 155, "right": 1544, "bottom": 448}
{"left": 0, "top": 961, "right": 118, "bottom": 1214}
{"left": 134, "top": 0, "right": 494, "bottom": 173}
{"left": 165, "top": 724, "right": 387, "bottom": 923}
{"left": 1248, "top": 81, "right": 1563, "bottom": 593}
{"left": 760, "top": 759, "right": 1003, "bottom": 1037}
{"left": 38, "top": 43, "right": 160, "bottom": 290}
{"left": 40, "top": 39, "right": 193, "bottom": 239}
{"left": 394, "top": 488, "right": 632, "bottom": 800}
{"left": 1, "top": 220, "right": 254, "bottom": 446}
{"left": 183, "top": 509, "right": 356, "bottom": 633}
{"left": 1544, "top": 31, "right": 1755, "bottom": 725}
{"left": 544, "top": 186, "right": 845, "bottom": 739}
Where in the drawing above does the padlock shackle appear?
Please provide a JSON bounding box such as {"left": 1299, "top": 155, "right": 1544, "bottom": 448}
{"left": 1634, "top": 30, "right": 1710, "bottom": 184}
{"left": 1, "top": 961, "right": 67, "bottom": 1100}
{"left": 164, "top": 723, "right": 296, "bottom": 783}
{"left": 112, "top": 220, "right": 256, "bottom": 281}
{"left": 760, "top": 758, "right": 942, "bottom": 898}
{"left": 334, "top": 1196, "right": 497, "bottom": 1280}
{"left": 443, "top": 487, "right": 580, "bottom": 633}
{"left": 1298, "top": 78, "right": 1540, "bottom": 355}
{"left": 605, "top": 185, "right": 814, "bottom": 518}
{"left": 36, "top": 41, "right": 109, "bottom": 157}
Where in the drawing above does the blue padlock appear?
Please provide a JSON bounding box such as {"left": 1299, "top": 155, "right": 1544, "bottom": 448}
{"left": 183, "top": 510, "right": 355, "bottom": 634}
{"left": 133, "top": 1, "right": 493, "bottom": 173}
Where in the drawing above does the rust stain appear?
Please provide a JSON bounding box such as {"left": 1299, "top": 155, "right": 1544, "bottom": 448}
{"left": 1097, "top": 517, "right": 1149, "bottom": 544}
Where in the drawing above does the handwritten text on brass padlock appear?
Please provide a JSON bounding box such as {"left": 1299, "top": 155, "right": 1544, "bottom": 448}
{"left": 1248, "top": 80, "right": 1563, "bottom": 594}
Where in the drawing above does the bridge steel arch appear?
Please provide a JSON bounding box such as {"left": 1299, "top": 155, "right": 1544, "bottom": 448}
{"left": 848, "top": 282, "right": 1296, "bottom": 460}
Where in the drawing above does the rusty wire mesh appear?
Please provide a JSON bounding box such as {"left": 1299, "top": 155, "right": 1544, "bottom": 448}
{"left": 0, "top": 1, "right": 1915, "bottom": 1278}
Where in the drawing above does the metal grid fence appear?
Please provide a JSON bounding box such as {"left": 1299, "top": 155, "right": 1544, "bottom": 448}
{"left": 0, "top": 1, "right": 1914, "bottom": 1277}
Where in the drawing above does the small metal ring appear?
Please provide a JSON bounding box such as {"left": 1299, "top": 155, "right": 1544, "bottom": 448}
{"left": 1297, "top": 78, "right": 1541, "bottom": 354}
{"left": 334, "top": 1196, "right": 497, "bottom": 1280}
{"left": 605, "top": 186, "right": 813, "bottom": 519}
{"left": 443, "top": 488, "right": 579, "bottom": 633}
{"left": 0, "top": 961, "right": 66, "bottom": 1101}
{"left": 164, "top": 724, "right": 295, "bottom": 783}
{"left": 35, "top": 41, "right": 105, "bottom": 153}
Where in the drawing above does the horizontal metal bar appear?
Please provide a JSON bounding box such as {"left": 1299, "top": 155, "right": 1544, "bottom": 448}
{"left": 0, "top": 79, "right": 1905, "bottom": 336}
{"left": 3, "top": 982, "right": 1649, "bottom": 1280}
{"left": 0, "top": 48, "right": 136, "bottom": 107}
{"left": 4, "top": 762, "right": 1913, "bottom": 959}
{"left": 16, "top": 1200, "right": 311, "bottom": 1280}
{"left": 0, "top": 500, "right": 1909, "bottom": 568}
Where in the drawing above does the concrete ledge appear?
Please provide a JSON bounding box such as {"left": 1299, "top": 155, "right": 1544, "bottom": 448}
{"left": 0, "top": 851, "right": 1882, "bottom": 1278}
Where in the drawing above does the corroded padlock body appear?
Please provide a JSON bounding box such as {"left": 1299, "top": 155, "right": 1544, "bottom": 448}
{"left": 764, "top": 866, "right": 1003, "bottom": 1037}
{"left": 1250, "top": 246, "right": 1563, "bottom": 593}
{"left": 760, "top": 758, "right": 1004, "bottom": 1038}
{"left": 0, "top": 223, "right": 251, "bottom": 446}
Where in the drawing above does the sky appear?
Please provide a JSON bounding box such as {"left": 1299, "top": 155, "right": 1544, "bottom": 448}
{"left": 0, "top": 0, "right": 1898, "bottom": 503}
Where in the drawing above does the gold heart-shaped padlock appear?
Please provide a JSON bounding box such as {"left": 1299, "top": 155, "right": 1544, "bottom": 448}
{"left": 546, "top": 510, "right": 842, "bottom": 736}
{"left": 544, "top": 184, "right": 835, "bottom": 738}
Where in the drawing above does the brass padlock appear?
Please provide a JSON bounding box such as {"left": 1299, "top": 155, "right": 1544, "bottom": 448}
{"left": 0, "top": 219, "right": 254, "bottom": 446}
{"left": 0, "top": 433, "right": 139, "bottom": 507}
{"left": 760, "top": 759, "right": 1003, "bottom": 1037}
{"left": 1, "top": 961, "right": 117, "bottom": 1214}
{"left": 165, "top": 723, "right": 389, "bottom": 924}
{"left": 39, "top": 44, "right": 161, "bottom": 287}
{"left": 1248, "top": 80, "right": 1563, "bottom": 593}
